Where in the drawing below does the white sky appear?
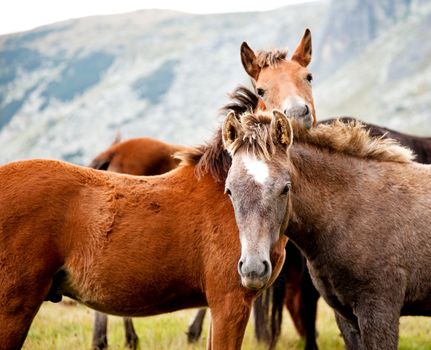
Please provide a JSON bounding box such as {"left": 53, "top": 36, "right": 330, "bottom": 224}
{"left": 0, "top": 0, "right": 317, "bottom": 35}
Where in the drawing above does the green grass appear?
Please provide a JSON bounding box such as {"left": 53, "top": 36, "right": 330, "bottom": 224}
{"left": 24, "top": 299, "right": 431, "bottom": 349}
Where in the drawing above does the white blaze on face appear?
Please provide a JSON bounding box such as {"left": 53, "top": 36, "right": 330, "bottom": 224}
{"left": 242, "top": 155, "right": 269, "bottom": 185}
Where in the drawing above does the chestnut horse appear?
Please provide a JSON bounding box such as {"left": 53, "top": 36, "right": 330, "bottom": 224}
{"left": 241, "top": 28, "right": 315, "bottom": 130}
{"left": 221, "top": 109, "right": 431, "bottom": 350}
{"left": 0, "top": 117, "right": 291, "bottom": 349}
{"left": 89, "top": 137, "right": 190, "bottom": 349}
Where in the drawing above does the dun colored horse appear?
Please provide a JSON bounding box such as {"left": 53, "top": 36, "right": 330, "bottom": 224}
{"left": 219, "top": 109, "right": 431, "bottom": 350}
{"left": 225, "top": 86, "right": 431, "bottom": 349}
{"left": 0, "top": 126, "right": 290, "bottom": 349}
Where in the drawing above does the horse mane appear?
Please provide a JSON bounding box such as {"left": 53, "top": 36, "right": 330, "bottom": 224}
{"left": 219, "top": 86, "right": 259, "bottom": 117}
{"left": 296, "top": 118, "right": 415, "bottom": 164}
{"left": 178, "top": 87, "right": 414, "bottom": 182}
{"left": 177, "top": 86, "right": 260, "bottom": 182}
{"left": 255, "top": 49, "right": 288, "bottom": 68}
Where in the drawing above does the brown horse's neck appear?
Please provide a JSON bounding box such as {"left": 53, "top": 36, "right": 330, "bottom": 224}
{"left": 286, "top": 143, "right": 418, "bottom": 261}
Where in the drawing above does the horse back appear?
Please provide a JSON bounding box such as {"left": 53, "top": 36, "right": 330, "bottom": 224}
{"left": 89, "top": 137, "right": 185, "bottom": 175}
{"left": 0, "top": 159, "right": 115, "bottom": 260}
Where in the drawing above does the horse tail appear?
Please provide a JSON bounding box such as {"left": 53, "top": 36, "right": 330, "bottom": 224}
{"left": 253, "top": 256, "right": 287, "bottom": 349}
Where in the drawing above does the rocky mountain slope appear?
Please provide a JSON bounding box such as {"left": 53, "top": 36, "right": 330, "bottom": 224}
{"left": 0, "top": 0, "right": 430, "bottom": 164}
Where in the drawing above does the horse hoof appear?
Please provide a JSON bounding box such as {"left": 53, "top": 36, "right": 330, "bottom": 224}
{"left": 125, "top": 336, "right": 139, "bottom": 350}
{"left": 92, "top": 338, "right": 108, "bottom": 350}
{"left": 186, "top": 328, "right": 202, "bottom": 343}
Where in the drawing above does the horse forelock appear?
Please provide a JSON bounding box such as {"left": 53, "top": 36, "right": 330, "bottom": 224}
{"left": 229, "top": 111, "right": 277, "bottom": 160}
{"left": 255, "top": 49, "right": 288, "bottom": 69}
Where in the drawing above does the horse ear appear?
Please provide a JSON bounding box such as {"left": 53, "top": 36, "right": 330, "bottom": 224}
{"left": 112, "top": 131, "right": 122, "bottom": 145}
{"left": 291, "top": 28, "right": 312, "bottom": 67}
{"left": 222, "top": 111, "right": 242, "bottom": 151}
{"left": 271, "top": 110, "right": 293, "bottom": 150}
{"left": 240, "top": 42, "right": 260, "bottom": 80}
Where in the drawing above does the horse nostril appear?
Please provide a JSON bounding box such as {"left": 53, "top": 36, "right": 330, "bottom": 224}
{"left": 261, "top": 260, "right": 270, "bottom": 277}
{"left": 238, "top": 260, "right": 244, "bottom": 274}
{"left": 304, "top": 104, "right": 310, "bottom": 115}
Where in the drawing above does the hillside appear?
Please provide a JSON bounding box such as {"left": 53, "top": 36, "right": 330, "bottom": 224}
{"left": 0, "top": 0, "right": 430, "bottom": 164}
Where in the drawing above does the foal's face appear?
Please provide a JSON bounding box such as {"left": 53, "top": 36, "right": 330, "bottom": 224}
{"left": 223, "top": 111, "right": 293, "bottom": 290}
{"left": 241, "top": 29, "right": 316, "bottom": 129}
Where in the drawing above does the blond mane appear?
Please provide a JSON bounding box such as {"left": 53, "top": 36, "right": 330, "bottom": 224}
{"left": 293, "top": 118, "right": 414, "bottom": 164}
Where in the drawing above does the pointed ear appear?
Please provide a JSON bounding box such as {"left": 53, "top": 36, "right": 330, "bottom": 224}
{"left": 291, "top": 28, "right": 312, "bottom": 67}
{"left": 222, "top": 111, "right": 242, "bottom": 151}
{"left": 271, "top": 110, "right": 293, "bottom": 151}
{"left": 240, "top": 42, "right": 260, "bottom": 80}
{"left": 112, "top": 131, "right": 122, "bottom": 145}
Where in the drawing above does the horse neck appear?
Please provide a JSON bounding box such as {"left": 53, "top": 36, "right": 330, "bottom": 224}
{"left": 286, "top": 143, "right": 402, "bottom": 261}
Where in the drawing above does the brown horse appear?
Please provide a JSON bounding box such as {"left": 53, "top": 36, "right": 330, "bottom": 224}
{"left": 89, "top": 137, "right": 189, "bottom": 175}
{"left": 221, "top": 86, "right": 431, "bottom": 350}
{"left": 241, "top": 28, "right": 315, "bottom": 129}
{"left": 0, "top": 118, "right": 291, "bottom": 349}
{"left": 220, "top": 109, "right": 431, "bottom": 350}
{"left": 89, "top": 137, "right": 190, "bottom": 349}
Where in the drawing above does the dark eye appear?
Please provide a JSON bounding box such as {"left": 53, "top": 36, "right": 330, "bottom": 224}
{"left": 306, "top": 73, "right": 313, "bottom": 83}
{"left": 256, "top": 88, "right": 265, "bottom": 97}
{"left": 225, "top": 188, "right": 232, "bottom": 196}
{"left": 281, "top": 183, "right": 291, "bottom": 195}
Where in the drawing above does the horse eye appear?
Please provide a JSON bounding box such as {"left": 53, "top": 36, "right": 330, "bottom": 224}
{"left": 306, "top": 73, "right": 313, "bottom": 83}
{"left": 256, "top": 88, "right": 265, "bottom": 97}
{"left": 225, "top": 188, "right": 232, "bottom": 196}
{"left": 281, "top": 183, "right": 291, "bottom": 195}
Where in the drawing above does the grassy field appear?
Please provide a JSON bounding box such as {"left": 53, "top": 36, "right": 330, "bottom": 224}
{"left": 24, "top": 299, "right": 431, "bottom": 349}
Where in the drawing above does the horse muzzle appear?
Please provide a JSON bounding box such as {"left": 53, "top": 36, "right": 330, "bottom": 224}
{"left": 238, "top": 258, "right": 272, "bottom": 290}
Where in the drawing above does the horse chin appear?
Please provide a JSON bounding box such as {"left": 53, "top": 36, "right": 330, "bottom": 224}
{"left": 241, "top": 277, "right": 268, "bottom": 291}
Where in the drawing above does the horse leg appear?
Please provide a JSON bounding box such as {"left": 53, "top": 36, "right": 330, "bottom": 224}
{"left": 0, "top": 248, "right": 58, "bottom": 349}
{"left": 298, "top": 269, "right": 319, "bottom": 350}
{"left": 334, "top": 312, "right": 362, "bottom": 350}
{"left": 187, "top": 308, "right": 207, "bottom": 343}
{"left": 92, "top": 312, "right": 108, "bottom": 350}
{"left": 209, "top": 300, "right": 251, "bottom": 350}
{"left": 356, "top": 301, "right": 400, "bottom": 350}
{"left": 0, "top": 297, "right": 45, "bottom": 350}
{"left": 284, "top": 247, "right": 319, "bottom": 350}
{"left": 123, "top": 317, "right": 139, "bottom": 349}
